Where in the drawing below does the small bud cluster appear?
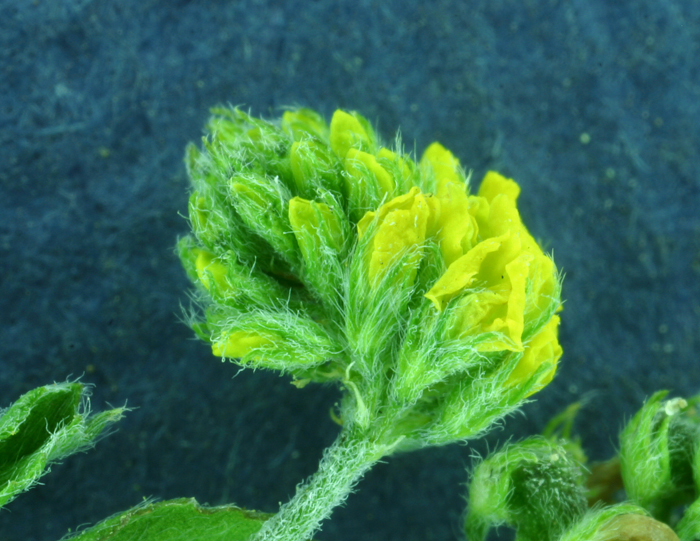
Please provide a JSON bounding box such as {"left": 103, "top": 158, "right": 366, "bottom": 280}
{"left": 465, "top": 392, "right": 700, "bottom": 540}
{"left": 179, "top": 107, "right": 562, "bottom": 449}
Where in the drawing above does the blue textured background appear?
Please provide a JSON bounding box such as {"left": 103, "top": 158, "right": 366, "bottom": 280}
{"left": 1, "top": 1, "right": 699, "bottom": 540}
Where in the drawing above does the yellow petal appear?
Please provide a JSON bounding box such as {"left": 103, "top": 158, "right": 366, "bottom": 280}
{"left": 506, "top": 315, "right": 562, "bottom": 391}
{"left": 329, "top": 110, "right": 370, "bottom": 158}
{"left": 420, "top": 142, "right": 463, "bottom": 196}
{"left": 445, "top": 251, "right": 531, "bottom": 352}
{"left": 358, "top": 187, "right": 431, "bottom": 285}
{"left": 478, "top": 171, "right": 520, "bottom": 203}
{"left": 451, "top": 289, "right": 508, "bottom": 347}
{"left": 482, "top": 252, "right": 532, "bottom": 350}
{"left": 425, "top": 236, "right": 504, "bottom": 311}
{"left": 357, "top": 186, "right": 422, "bottom": 239}
{"left": 429, "top": 181, "right": 478, "bottom": 267}
{"left": 345, "top": 148, "right": 395, "bottom": 196}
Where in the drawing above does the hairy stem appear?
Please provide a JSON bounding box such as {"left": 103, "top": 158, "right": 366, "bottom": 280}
{"left": 251, "top": 427, "right": 382, "bottom": 541}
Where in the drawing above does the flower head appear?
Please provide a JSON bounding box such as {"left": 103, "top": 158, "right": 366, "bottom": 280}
{"left": 179, "top": 107, "right": 562, "bottom": 448}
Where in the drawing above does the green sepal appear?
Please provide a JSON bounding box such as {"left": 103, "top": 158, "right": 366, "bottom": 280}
{"left": 0, "top": 382, "right": 125, "bottom": 508}
{"left": 206, "top": 107, "right": 293, "bottom": 184}
{"left": 677, "top": 497, "right": 700, "bottom": 541}
{"left": 288, "top": 192, "right": 351, "bottom": 310}
{"left": 63, "top": 498, "right": 273, "bottom": 541}
{"left": 207, "top": 308, "right": 343, "bottom": 376}
{"left": 191, "top": 321, "right": 212, "bottom": 343}
{"left": 186, "top": 191, "right": 239, "bottom": 253}
{"left": 375, "top": 144, "right": 418, "bottom": 197}
{"left": 391, "top": 294, "right": 512, "bottom": 408}
{"left": 176, "top": 236, "right": 293, "bottom": 311}
{"left": 281, "top": 108, "right": 330, "bottom": 141}
{"left": 342, "top": 150, "right": 396, "bottom": 222}
{"left": 425, "top": 352, "right": 556, "bottom": 446}
{"left": 465, "top": 437, "right": 587, "bottom": 541}
{"left": 288, "top": 139, "right": 343, "bottom": 200}
{"left": 620, "top": 390, "right": 699, "bottom": 519}
{"left": 345, "top": 217, "right": 421, "bottom": 374}
{"left": 230, "top": 172, "right": 300, "bottom": 270}
{"left": 542, "top": 401, "right": 588, "bottom": 466}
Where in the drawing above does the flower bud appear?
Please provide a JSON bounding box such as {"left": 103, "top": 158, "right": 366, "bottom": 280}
{"left": 329, "top": 109, "right": 376, "bottom": 158}
{"left": 465, "top": 437, "right": 587, "bottom": 541}
{"left": 207, "top": 309, "right": 342, "bottom": 376}
{"left": 177, "top": 237, "right": 292, "bottom": 310}
{"left": 288, "top": 195, "right": 349, "bottom": 306}
{"left": 343, "top": 148, "right": 396, "bottom": 220}
{"left": 180, "top": 106, "right": 563, "bottom": 454}
{"left": 281, "top": 108, "right": 329, "bottom": 141}
{"left": 230, "top": 172, "right": 299, "bottom": 268}
{"left": 288, "top": 140, "right": 342, "bottom": 198}
{"left": 620, "top": 391, "right": 698, "bottom": 518}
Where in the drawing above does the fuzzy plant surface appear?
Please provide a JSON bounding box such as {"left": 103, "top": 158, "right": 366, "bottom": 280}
{"left": 177, "top": 107, "right": 563, "bottom": 541}
{"left": 464, "top": 391, "right": 700, "bottom": 541}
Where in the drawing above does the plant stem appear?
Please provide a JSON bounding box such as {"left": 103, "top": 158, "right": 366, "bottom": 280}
{"left": 251, "top": 427, "right": 382, "bottom": 541}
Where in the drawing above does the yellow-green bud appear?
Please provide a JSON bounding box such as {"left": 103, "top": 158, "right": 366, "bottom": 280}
{"left": 288, "top": 195, "right": 349, "bottom": 306}
{"left": 230, "top": 173, "right": 299, "bottom": 268}
{"left": 282, "top": 108, "right": 329, "bottom": 141}
{"left": 289, "top": 140, "right": 341, "bottom": 199}
{"left": 329, "top": 109, "right": 375, "bottom": 158}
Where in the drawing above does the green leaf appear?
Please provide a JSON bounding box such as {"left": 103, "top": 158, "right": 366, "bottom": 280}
{"left": 0, "top": 382, "right": 125, "bottom": 508}
{"left": 65, "top": 498, "right": 271, "bottom": 541}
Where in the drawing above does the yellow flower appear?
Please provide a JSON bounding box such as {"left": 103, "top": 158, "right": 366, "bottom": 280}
{"left": 288, "top": 197, "right": 345, "bottom": 256}
{"left": 505, "top": 315, "right": 562, "bottom": 390}
{"left": 423, "top": 171, "right": 557, "bottom": 352}
{"left": 357, "top": 187, "right": 432, "bottom": 286}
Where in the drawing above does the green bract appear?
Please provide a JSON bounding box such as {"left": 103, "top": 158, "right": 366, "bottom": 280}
{"left": 0, "top": 382, "right": 125, "bottom": 509}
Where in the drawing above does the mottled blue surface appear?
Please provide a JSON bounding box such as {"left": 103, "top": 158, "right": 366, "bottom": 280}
{"left": 1, "top": 1, "right": 699, "bottom": 540}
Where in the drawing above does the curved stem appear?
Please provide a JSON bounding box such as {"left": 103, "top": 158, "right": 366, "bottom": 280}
{"left": 251, "top": 427, "right": 381, "bottom": 541}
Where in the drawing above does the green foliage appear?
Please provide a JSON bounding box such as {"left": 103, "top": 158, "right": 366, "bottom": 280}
{"left": 0, "top": 382, "right": 125, "bottom": 509}
{"left": 64, "top": 498, "right": 271, "bottom": 541}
